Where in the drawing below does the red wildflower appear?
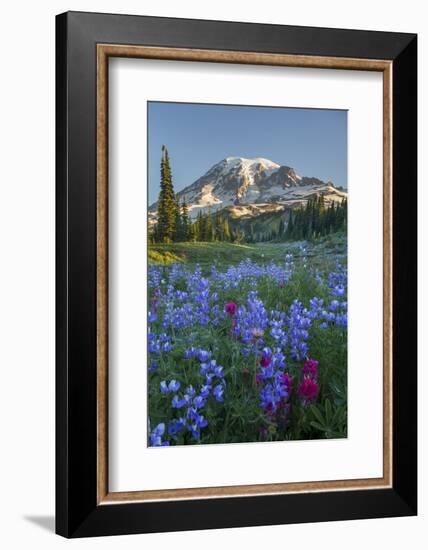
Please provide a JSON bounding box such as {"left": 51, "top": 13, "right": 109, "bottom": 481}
{"left": 260, "top": 354, "right": 272, "bottom": 368}
{"left": 225, "top": 302, "right": 238, "bottom": 316}
{"left": 302, "top": 358, "right": 319, "bottom": 378}
{"left": 298, "top": 375, "right": 319, "bottom": 403}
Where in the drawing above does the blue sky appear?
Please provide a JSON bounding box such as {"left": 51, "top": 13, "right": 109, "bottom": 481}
{"left": 148, "top": 102, "right": 347, "bottom": 205}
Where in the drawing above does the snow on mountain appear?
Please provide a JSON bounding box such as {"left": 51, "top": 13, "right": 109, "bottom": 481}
{"left": 149, "top": 156, "right": 347, "bottom": 220}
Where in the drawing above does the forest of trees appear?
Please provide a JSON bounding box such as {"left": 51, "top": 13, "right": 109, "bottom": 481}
{"left": 284, "top": 195, "right": 347, "bottom": 241}
{"left": 243, "top": 197, "right": 347, "bottom": 243}
{"left": 151, "top": 146, "right": 347, "bottom": 244}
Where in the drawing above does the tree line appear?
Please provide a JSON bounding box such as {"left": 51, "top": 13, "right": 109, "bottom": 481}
{"left": 235, "top": 196, "right": 347, "bottom": 243}
{"left": 284, "top": 195, "right": 347, "bottom": 241}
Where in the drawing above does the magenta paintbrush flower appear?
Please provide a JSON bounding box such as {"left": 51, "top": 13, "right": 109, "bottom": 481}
{"left": 298, "top": 376, "right": 320, "bottom": 404}
{"left": 224, "top": 301, "right": 238, "bottom": 316}
{"left": 302, "top": 358, "right": 319, "bottom": 378}
{"left": 260, "top": 354, "right": 272, "bottom": 368}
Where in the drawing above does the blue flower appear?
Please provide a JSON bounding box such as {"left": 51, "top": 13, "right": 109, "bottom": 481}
{"left": 184, "top": 347, "right": 197, "bottom": 359}
{"left": 213, "top": 365, "right": 224, "bottom": 378}
{"left": 160, "top": 380, "right": 181, "bottom": 394}
{"left": 332, "top": 284, "right": 345, "bottom": 297}
{"left": 329, "top": 300, "right": 340, "bottom": 311}
{"left": 188, "top": 424, "right": 201, "bottom": 439}
{"left": 149, "top": 361, "right": 159, "bottom": 372}
{"left": 148, "top": 341, "right": 160, "bottom": 354}
{"left": 187, "top": 411, "right": 209, "bottom": 439}
{"left": 200, "top": 362, "right": 210, "bottom": 376}
{"left": 149, "top": 423, "right": 169, "bottom": 446}
{"left": 200, "top": 384, "right": 211, "bottom": 398}
{"left": 193, "top": 395, "right": 206, "bottom": 409}
{"left": 213, "top": 384, "right": 224, "bottom": 402}
{"left": 169, "top": 380, "right": 181, "bottom": 392}
{"left": 270, "top": 326, "right": 285, "bottom": 342}
{"left": 185, "top": 385, "right": 196, "bottom": 397}
{"left": 187, "top": 406, "right": 199, "bottom": 421}
{"left": 162, "top": 342, "right": 172, "bottom": 353}
{"left": 171, "top": 395, "right": 189, "bottom": 409}
{"left": 197, "top": 415, "right": 208, "bottom": 428}
{"left": 168, "top": 418, "right": 185, "bottom": 436}
{"left": 197, "top": 349, "right": 211, "bottom": 362}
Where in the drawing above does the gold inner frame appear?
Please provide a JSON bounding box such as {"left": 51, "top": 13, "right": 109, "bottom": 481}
{"left": 96, "top": 44, "right": 393, "bottom": 504}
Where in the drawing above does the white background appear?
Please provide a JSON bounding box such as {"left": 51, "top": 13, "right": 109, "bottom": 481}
{"left": 0, "top": 0, "right": 425, "bottom": 548}
{"left": 109, "top": 59, "right": 383, "bottom": 492}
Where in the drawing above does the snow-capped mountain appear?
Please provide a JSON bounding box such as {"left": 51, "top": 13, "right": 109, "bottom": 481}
{"left": 149, "top": 156, "right": 347, "bottom": 220}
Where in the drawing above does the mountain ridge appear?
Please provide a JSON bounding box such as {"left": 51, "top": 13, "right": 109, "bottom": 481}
{"left": 149, "top": 156, "right": 347, "bottom": 221}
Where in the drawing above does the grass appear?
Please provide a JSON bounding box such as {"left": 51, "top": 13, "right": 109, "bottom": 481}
{"left": 148, "top": 249, "right": 183, "bottom": 266}
{"left": 149, "top": 233, "right": 346, "bottom": 272}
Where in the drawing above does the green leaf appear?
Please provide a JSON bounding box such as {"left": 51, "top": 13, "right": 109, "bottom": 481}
{"left": 310, "top": 421, "right": 326, "bottom": 432}
{"left": 325, "top": 399, "right": 333, "bottom": 424}
{"left": 310, "top": 405, "right": 326, "bottom": 427}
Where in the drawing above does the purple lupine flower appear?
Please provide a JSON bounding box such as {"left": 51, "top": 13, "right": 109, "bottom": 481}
{"left": 197, "top": 349, "right": 211, "bottom": 362}
{"left": 171, "top": 394, "right": 190, "bottom": 409}
{"left": 193, "top": 395, "right": 206, "bottom": 409}
{"left": 168, "top": 418, "right": 185, "bottom": 436}
{"left": 160, "top": 380, "right": 181, "bottom": 394}
{"left": 213, "top": 384, "right": 224, "bottom": 402}
{"left": 149, "top": 423, "right": 169, "bottom": 447}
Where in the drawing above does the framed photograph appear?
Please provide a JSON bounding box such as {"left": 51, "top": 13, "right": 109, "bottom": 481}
{"left": 56, "top": 11, "right": 417, "bottom": 537}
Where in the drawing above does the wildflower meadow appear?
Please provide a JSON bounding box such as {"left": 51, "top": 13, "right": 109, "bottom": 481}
{"left": 147, "top": 237, "right": 347, "bottom": 447}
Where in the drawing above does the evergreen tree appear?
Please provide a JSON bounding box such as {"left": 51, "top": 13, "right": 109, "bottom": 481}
{"left": 223, "top": 218, "right": 231, "bottom": 242}
{"left": 214, "top": 210, "right": 222, "bottom": 241}
{"left": 248, "top": 223, "right": 255, "bottom": 243}
{"left": 156, "top": 146, "right": 176, "bottom": 242}
{"left": 200, "top": 214, "right": 207, "bottom": 241}
{"left": 206, "top": 209, "right": 214, "bottom": 242}
{"left": 287, "top": 212, "right": 294, "bottom": 239}
{"left": 173, "top": 195, "right": 182, "bottom": 242}
{"left": 189, "top": 219, "right": 197, "bottom": 241}
{"left": 194, "top": 211, "right": 204, "bottom": 241}
{"left": 181, "top": 199, "right": 190, "bottom": 241}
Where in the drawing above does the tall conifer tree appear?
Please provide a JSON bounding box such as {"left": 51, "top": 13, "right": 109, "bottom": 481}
{"left": 206, "top": 209, "right": 214, "bottom": 242}
{"left": 156, "top": 145, "right": 176, "bottom": 242}
{"left": 223, "top": 218, "right": 231, "bottom": 242}
{"left": 195, "top": 211, "right": 203, "bottom": 241}
{"left": 181, "top": 199, "right": 190, "bottom": 241}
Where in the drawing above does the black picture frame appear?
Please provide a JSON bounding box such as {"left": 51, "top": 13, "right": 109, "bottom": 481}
{"left": 56, "top": 11, "right": 417, "bottom": 538}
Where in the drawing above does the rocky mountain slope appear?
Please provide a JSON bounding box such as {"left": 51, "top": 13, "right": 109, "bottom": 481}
{"left": 149, "top": 156, "right": 347, "bottom": 222}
